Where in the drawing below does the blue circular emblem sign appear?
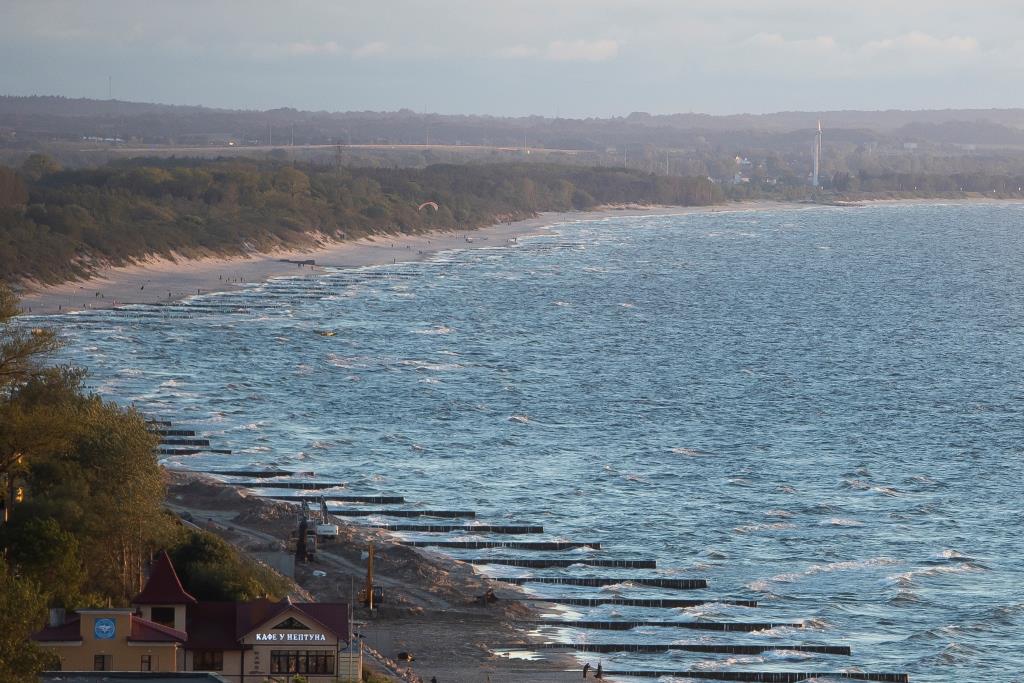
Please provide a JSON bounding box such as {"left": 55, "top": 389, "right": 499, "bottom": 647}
{"left": 94, "top": 618, "right": 116, "bottom": 640}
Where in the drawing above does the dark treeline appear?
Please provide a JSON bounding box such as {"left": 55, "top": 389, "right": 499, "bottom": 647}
{"left": 0, "top": 286, "right": 292, "bottom": 679}
{"left": 6, "top": 95, "right": 1024, "bottom": 148}
{"left": 0, "top": 157, "right": 720, "bottom": 285}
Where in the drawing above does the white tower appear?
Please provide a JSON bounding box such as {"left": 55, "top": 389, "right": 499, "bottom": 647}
{"left": 812, "top": 120, "right": 822, "bottom": 188}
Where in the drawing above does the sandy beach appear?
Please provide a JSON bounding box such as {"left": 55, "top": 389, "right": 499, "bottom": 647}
{"left": 166, "top": 471, "right": 585, "bottom": 683}
{"left": 18, "top": 201, "right": 806, "bottom": 315}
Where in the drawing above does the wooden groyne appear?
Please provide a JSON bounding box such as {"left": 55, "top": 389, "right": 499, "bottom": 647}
{"left": 600, "top": 672, "right": 907, "bottom": 682}
{"left": 159, "top": 448, "right": 232, "bottom": 456}
{"left": 161, "top": 438, "right": 211, "bottom": 446}
{"left": 400, "top": 540, "right": 600, "bottom": 550}
{"left": 531, "top": 643, "right": 851, "bottom": 656}
{"left": 521, "top": 597, "right": 757, "bottom": 608}
{"left": 328, "top": 509, "right": 476, "bottom": 518}
{"left": 149, "top": 428, "right": 196, "bottom": 437}
{"left": 372, "top": 524, "right": 544, "bottom": 534}
{"left": 201, "top": 469, "right": 308, "bottom": 478}
{"left": 468, "top": 558, "right": 655, "bottom": 568}
{"left": 229, "top": 481, "right": 350, "bottom": 490}
{"left": 526, "top": 620, "right": 801, "bottom": 631}
{"left": 493, "top": 577, "right": 707, "bottom": 589}
{"left": 149, "top": 414, "right": 905, "bottom": 682}
{"left": 270, "top": 494, "right": 405, "bottom": 504}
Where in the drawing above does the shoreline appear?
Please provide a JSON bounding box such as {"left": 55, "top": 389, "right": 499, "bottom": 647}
{"left": 18, "top": 200, "right": 797, "bottom": 314}
{"left": 18, "top": 196, "right": 1024, "bottom": 315}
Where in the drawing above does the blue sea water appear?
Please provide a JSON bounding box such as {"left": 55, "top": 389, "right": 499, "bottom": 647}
{"left": 52, "top": 204, "right": 1024, "bottom": 681}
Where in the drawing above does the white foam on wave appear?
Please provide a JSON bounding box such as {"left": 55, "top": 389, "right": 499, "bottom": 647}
{"left": 734, "top": 522, "right": 797, "bottom": 534}
{"left": 882, "top": 562, "right": 985, "bottom": 587}
{"left": 399, "top": 359, "right": 463, "bottom": 371}
{"left": 770, "top": 556, "right": 900, "bottom": 583}
{"left": 670, "top": 447, "right": 712, "bottom": 457}
{"left": 934, "top": 549, "right": 973, "bottom": 561}
{"left": 414, "top": 325, "right": 453, "bottom": 335}
{"left": 508, "top": 415, "right": 529, "bottom": 424}
{"left": 819, "top": 517, "right": 863, "bottom": 527}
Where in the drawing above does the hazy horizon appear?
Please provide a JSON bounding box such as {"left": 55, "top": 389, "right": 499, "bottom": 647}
{"left": 8, "top": 91, "right": 1024, "bottom": 121}
{"left": 3, "top": 0, "right": 1023, "bottom": 118}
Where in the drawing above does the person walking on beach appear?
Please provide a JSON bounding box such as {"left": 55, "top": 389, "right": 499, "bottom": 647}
{"left": 583, "top": 662, "right": 591, "bottom": 678}
{"left": 595, "top": 661, "right": 603, "bottom": 679}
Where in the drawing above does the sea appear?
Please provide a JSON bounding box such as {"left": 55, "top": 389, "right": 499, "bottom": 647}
{"left": 48, "top": 204, "right": 1024, "bottom": 682}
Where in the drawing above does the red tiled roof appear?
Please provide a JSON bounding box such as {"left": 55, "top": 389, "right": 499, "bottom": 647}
{"left": 32, "top": 618, "right": 82, "bottom": 642}
{"left": 129, "top": 615, "right": 186, "bottom": 643}
{"left": 133, "top": 551, "right": 197, "bottom": 605}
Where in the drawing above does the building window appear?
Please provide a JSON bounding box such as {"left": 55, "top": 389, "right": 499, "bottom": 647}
{"left": 140, "top": 654, "right": 152, "bottom": 671}
{"left": 270, "top": 650, "right": 335, "bottom": 675}
{"left": 194, "top": 650, "right": 224, "bottom": 671}
{"left": 150, "top": 606, "right": 175, "bottom": 627}
{"left": 94, "top": 655, "right": 112, "bottom": 671}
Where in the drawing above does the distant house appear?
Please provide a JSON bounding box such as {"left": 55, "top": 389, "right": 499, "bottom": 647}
{"left": 33, "top": 552, "right": 360, "bottom": 682}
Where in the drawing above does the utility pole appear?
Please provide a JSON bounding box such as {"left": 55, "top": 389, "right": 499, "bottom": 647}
{"left": 812, "top": 120, "right": 822, "bottom": 188}
{"left": 348, "top": 577, "right": 354, "bottom": 682}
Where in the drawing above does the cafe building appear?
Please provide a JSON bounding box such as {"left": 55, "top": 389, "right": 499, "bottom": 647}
{"left": 33, "top": 551, "right": 361, "bottom": 681}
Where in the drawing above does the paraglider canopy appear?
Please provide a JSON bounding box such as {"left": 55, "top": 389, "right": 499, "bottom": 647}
{"left": 417, "top": 201, "right": 440, "bottom": 211}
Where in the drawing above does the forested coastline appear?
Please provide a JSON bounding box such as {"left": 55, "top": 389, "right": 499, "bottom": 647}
{"left": 0, "top": 157, "right": 721, "bottom": 286}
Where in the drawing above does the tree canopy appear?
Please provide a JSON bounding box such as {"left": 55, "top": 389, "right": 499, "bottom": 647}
{"left": 0, "top": 157, "right": 721, "bottom": 285}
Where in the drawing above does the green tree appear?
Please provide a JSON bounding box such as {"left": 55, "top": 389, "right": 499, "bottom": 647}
{"left": 0, "top": 167, "right": 28, "bottom": 208}
{"left": 169, "top": 530, "right": 290, "bottom": 601}
{"left": 19, "top": 153, "right": 61, "bottom": 182}
{"left": 0, "top": 560, "right": 59, "bottom": 680}
{"left": 0, "top": 285, "right": 62, "bottom": 523}
{"left": 0, "top": 516, "right": 85, "bottom": 607}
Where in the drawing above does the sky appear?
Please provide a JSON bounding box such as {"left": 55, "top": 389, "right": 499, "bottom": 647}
{"left": 2, "top": 0, "right": 1022, "bottom": 117}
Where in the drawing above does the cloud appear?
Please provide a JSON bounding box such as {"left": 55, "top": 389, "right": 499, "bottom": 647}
{"left": 285, "top": 41, "right": 341, "bottom": 56}
{"left": 353, "top": 41, "right": 389, "bottom": 58}
{"left": 545, "top": 39, "right": 619, "bottom": 62}
{"left": 860, "top": 31, "right": 978, "bottom": 56}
